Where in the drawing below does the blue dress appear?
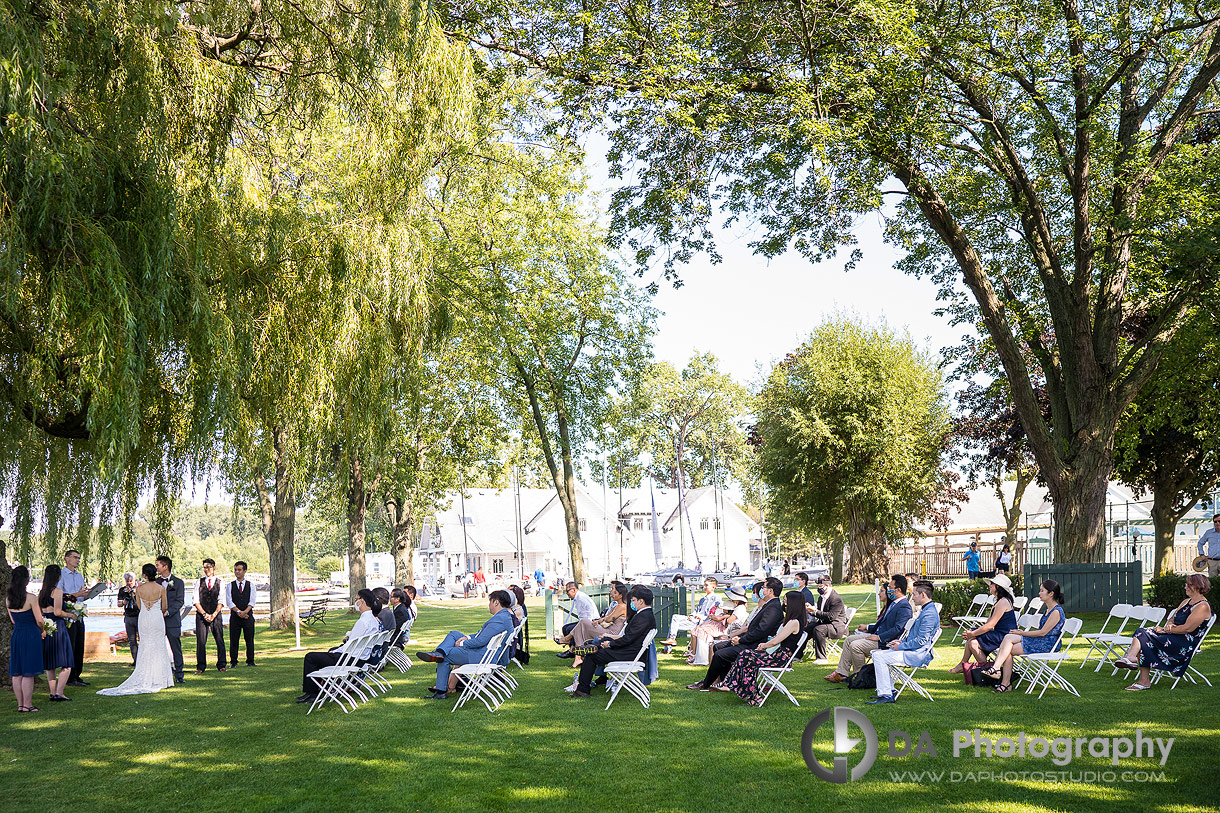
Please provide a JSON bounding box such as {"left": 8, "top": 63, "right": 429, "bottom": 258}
{"left": 1134, "top": 600, "right": 1213, "bottom": 677}
{"left": 8, "top": 608, "right": 45, "bottom": 677}
{"left": 977, "top": 604, "right": 1017, "bottom": 653}
{"left": 40, "top": 604, "right": 74, "bottom": 670}
{"left": 1021, "top": 605, "right": 1066, "bottom": 654}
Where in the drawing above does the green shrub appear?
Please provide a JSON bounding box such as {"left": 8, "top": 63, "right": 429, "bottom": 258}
{"left": 1148, "top": 573, "right": 1187, "bottom": 609}
{"left": 930, "top": 575, "right": 1023, "bottom": 622}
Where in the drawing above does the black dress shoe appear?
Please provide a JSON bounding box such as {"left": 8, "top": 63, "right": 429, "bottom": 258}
{"left": 426, "top": 691, "right": 448, "bottom": 699}
{"left": 555, "top": 651, "right": 575, "bottom": 659}
{"left": 415, "top": 651, "right": 444, "bottom": 663}
{"left": 49, "top": 694, "right": 69, "bottom": 702}
{"left": 296, "top": 695, "right": 316, "bottom": 704}
{"left": 66, "top": 679, "right": 89, "bottom": 687}
{"left": 569, "top": 690, "right": 590, "bottom": 698}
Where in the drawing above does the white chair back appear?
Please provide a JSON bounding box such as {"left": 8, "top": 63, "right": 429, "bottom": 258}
{"left": 1056, "top": 617, "right": 1084, "bottom": 652}
{"left": 845, "top": 607, "right": 858, "bottom": 624}
{"left": 1012, "top": 596, "right": 1028, "bottom": 613}
{"left": 1025, "top": 597, "right": 1045, "bottom": 616}
{"left": 1141, "top": 606, "right": 1167, "bottom": 626}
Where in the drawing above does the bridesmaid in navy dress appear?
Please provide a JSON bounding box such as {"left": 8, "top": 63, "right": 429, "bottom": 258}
{"left": 38, "top": 564, "right": 77, "bottom": 702}
{"left": 1115, "top": 574, "right": 1214, "bottom": 691}
{"left": 7, "top": 565, "right": 47, "bottom": 712}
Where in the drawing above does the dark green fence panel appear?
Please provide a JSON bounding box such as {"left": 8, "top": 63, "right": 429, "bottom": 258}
{"left": 544, "top": 583, "right": 686, "bottom": 638}
{"left": 1023, "top": 562, "right": 1142, "bottom": 613}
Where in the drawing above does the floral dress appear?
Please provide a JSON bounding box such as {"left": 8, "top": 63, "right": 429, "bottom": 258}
{"left": 1021, "top": 605, "right": 1066, "bottom": 655}
{"left": 721, "top": 634, "right": 800, "bottom": 707}
{"left": 1134, "top": 600, "right": 1213, "bottom": 677}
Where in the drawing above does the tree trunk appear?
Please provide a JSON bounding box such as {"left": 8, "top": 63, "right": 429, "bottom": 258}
{"left": 256, "top": 426, "right": 298, "bottom": 632}
{"left": 1045, "top": 451, "right": 1112, "bottom": 563}
{"left": 830, "top": 536, "right": 845, "bottom": 584}
{"left": 388, "top": 497, "right": 415, "bottom": 588}
{"left": 999, "top": 468, "right": 1033, "bottom": 544}
{"left": 347, "top": 451, "right": 368, "bottom": 603}
{"left": 1149, "top": 498, "right": 1182, "bottom": 579}
{"left": 846, "top": 511, "right": 887, "bottom": 583}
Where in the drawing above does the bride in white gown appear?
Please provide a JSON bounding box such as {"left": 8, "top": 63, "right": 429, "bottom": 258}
{"left": 98, "top": 563, "right": 175, "bottom": 696}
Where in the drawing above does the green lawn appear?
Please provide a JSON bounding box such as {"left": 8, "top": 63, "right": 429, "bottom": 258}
{"left": 2, "top": 585, "right": 1216, "bottom": 813}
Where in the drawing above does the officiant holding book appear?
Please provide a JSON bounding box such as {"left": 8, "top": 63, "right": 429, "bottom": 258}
{"left": 57, "top": 549, "right": 90, "bottom": 687}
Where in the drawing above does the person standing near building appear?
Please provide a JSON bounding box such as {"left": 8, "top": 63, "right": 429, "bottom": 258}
{"left": 962, "top": 542, "right": 981, "bottom": 580}
{"left": 1197, "top": 514, "right": 1220, "bottom": 579}
{"left": 225, "top": 561, "right": 258, "bottom": 667}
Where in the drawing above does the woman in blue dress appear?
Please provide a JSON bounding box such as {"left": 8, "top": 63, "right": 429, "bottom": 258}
{"left": 980, "top": 579, "right": 1066, "bottom": 692}
{"left": 7, "top": 565, "right": 47, "bottom": 712}
{"left": 1115, "top": 574, "right": 1213, "bottom": 691}
{"left": 38, "top": 564, "right": 78, "bottom": 702}
{"left": 950, "top": 573, "right": 1017, "bottom": 673}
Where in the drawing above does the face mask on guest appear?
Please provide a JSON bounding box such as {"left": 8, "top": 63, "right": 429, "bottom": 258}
{"left": 886, "top": 588, "right": 896, "bottom": 600}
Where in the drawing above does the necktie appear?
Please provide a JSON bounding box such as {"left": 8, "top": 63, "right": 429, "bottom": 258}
{"left": 208, "top": 578, "right": 213, "bottom": 590}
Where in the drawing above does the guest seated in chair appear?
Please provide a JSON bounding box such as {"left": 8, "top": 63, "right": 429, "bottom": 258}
{"left": 1115, "top": 574, "right": 1213, "bottom": 691}
{"left": 390, "top": 588, "right": 414, "bottom": 645}
{"left": 556, "top": 581, "right": 629, "bottom": 663}
{"left": 825, "top": 575, "right": 911, "bottom": 683}
{"left": 416, "top": 589, "right": 516, "bottom": 699}
{"left": 569, "top": 585, "right": 656, "bottom": 698}
{"left": 719, "top": 590, "right": 806, "bottom": 706}
{"left": 867, "top": 580, "right": 941, "bottom": 704}
{"left": 949, "top": 574, "right": 1016, "bottom": 674}
{"left": 801, "top": 574, "right": 848, "bottom": 663}
{"left": 295, "top": 589, "right": 383, "bottom": 704}
{"left": 686, "top": 577, "right": 784, "bottom": 691}
{"left": 685, "top": 587, "right": 750, "bottom": 665}
{"left": 980, "top": 579, "right": 1065, "bottom": 693}
{"left": 661, "top": 577, "right": 721, "bottom": 651}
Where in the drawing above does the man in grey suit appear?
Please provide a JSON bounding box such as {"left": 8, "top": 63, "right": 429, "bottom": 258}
{"left": 416, "top": 589, "right": 517, "bottom": 699}
{"left": 155, "top": 554, "right": 186, "bottom": 684}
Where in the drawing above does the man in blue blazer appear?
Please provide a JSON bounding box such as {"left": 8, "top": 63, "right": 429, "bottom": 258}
{"left": 417, "top": 589, "right": 517, "bottom": 699}
{"left": 825, "top": 574, "right": 913, "bottom": 683}
{"left": 868, "top": 580, "right": 941, "bottom": 703}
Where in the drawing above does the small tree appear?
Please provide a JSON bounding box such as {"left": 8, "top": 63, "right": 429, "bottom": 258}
{"left": 756, "top": 317, "right": 952, "bottom": 582}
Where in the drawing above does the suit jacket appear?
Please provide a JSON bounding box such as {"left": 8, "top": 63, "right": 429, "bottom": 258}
{"left": 162, "top": 576, "right": 185, "bottom": 634}
{"left": 461, "top": 608, "right": 517, "bottom": 665}
{"left": 869, "top": 596, "right": 912, "bottom": 646}
{"left": 811, "top": 588, "right": 847, "bottom": 627}
{"left": 896, "top": 603, "right": 941, "bottom": 667}
{"left": 738, "top": 598, "right": 783, "bottom": 646}
{"left": 392, "top": 603, "right": 412, "bottom": 633}
{"left": 604, "top": 607, "right": 656, "bottom": 660}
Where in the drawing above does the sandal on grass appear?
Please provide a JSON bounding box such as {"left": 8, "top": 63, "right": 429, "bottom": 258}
{"left": 1124, "top": 683, "right": 1151, "bottom": 691}
{"left": 981, "top": 667, "right": 1002, "bottom": 679}
{"left": 992, "top": 683, "right": 1011, "bottom": 693}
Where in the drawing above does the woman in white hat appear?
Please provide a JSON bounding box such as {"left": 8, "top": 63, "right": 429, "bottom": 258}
{"left": 949, "top": 573, "right": 1018, "bottom": 674}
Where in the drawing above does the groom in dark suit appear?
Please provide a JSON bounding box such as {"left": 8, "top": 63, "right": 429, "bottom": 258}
{"left": 155, "top": 555, "right": 186, "bottom": 684}
{"left": 569, "top": 585, "right": 657, "bottom": 698}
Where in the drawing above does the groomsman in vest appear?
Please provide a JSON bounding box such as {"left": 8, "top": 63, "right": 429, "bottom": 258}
{"left": 194, "top": 558, "right": 228, "bottom": 673}
{"left": 226, "top": 561, "right": 258, "bottom": 667}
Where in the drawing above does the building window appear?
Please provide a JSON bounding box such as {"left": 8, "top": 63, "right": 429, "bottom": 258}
{"left": 579, "top": 519, "right": 588, "bottom": 531}
{"left": 634, "top": 518, "right": 644, "bottom": 531}
{"left": 493, "top": 559, "right": 505, "bottom": 574}
{"left": 714, "top": 518, "right": 721, "bottom": 529}
{"left": 699, "top": 517, "right": 709, "bottom": 530}
{"left": 463, "top": 515, "right": 475, "bottom": 525}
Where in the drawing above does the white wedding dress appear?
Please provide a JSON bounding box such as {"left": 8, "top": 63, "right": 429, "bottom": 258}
{"left": 97, "top": 595, "right": 175, "bottom": 696}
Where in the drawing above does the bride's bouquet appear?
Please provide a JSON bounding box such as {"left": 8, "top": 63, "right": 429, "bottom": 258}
{"left": 42, "top": 617, "right": 57, "bottom": 635}
{"left": 67, "top": 602, "right": 88, "bottom": 624}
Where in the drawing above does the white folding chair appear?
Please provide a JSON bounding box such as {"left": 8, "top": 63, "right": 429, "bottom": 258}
{"left": 819, "top": 608, "right": 857, "bottom": 662}
{"left": 487, "top": 624, "right": 525, "bottom": 697}
{"left": 1011, "top": 596, "right": 1028, "bottom": 615}
{"left": 1025, "top": 597, "right": 1044, "bottom": 618}
{"left": 951, "top": 595, "right": 993, "bottom": 642}
{"left": 604, "top": 630, "right": 658, "bottom": 710}
{"left": 1014, "top": 617, "right": 1084, "bottom": 698}
{"left": 384, "top": 620, "right": 415, "bottom": 673}
{"left": 756, "top": 632, "right": 809, "bottom": 707}
{"left": 1017, "top": 612, "right": 1043, "bottom": 631}
{"left": 451, "top": 632, "right": 509, "bottom": 712}
{"left": 1148, "top": 615, "right": 1216, "bottom": 689}
{"left": 886, "top": 626, "right": 944, "bottom": 701}
{"left": 306, "top": 632, "right": 379, "bottom": 714}
{"left": 1079, "top": 603, "right": 1133, "bottom": 669}
{"left": 1102, "top": 600, "right": 1166, "bottom": 668}
{"left": 349, "top": 630, "right": 396, "bottom": 697}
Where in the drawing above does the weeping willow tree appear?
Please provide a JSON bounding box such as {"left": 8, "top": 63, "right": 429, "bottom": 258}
{"left": 0, "top": 0, "right": 483, "bottom": 647}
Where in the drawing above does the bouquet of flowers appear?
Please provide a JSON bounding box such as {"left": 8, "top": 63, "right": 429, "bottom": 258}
{"left": 42, "top": 617, "right": 57, "bottom": 635}
{"left": 66, "top": 602, "right": 88, "bottom": 624}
